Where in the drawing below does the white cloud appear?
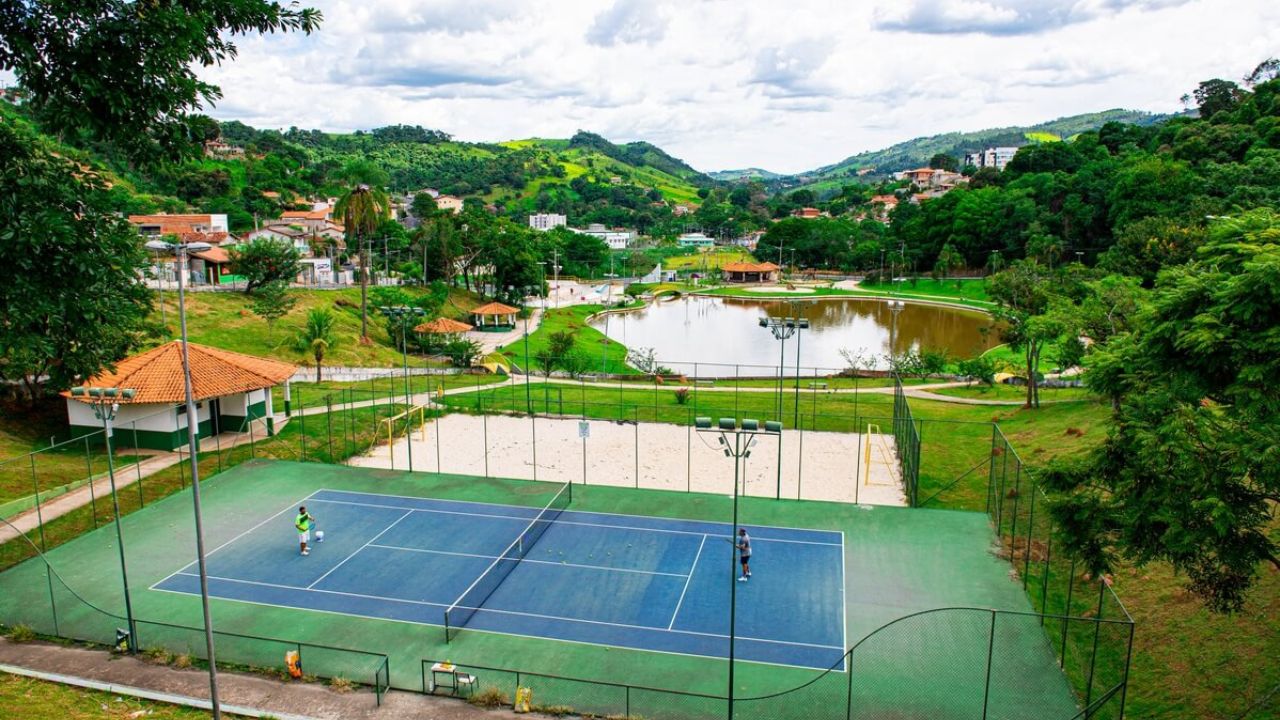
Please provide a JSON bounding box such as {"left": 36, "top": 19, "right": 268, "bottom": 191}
{"left": 196, "top": 0, "right": 1280, "bottom": 173}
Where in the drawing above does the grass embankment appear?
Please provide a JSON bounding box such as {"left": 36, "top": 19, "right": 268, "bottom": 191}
{"left": 0, "top": 671, "right": 239, "bottom": 719}
{"left": 0, "top": 396, "right": 417, "bottom": 573}
{"left": 857, "top": 277, "right": 993, "bottom": 303}
{"left": 147, "top": 286, "right": 479, "bottom": 368}
{"left": 662, "top": 248, "right": 757, "bottom": 270}
{"left": 498, "top": 305, "right": 637, "bottom": 374}
{"left": 696, "top": 282, "right": 995, "bottom": 311}
{"left": 927, "top": 383, "right": 1091, "bottom": 402}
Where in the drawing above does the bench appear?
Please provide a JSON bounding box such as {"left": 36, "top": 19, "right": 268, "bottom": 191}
{"left": 694, "top": 379, "right": 715, "bottom": 387}
{"left": 807, "top": 382, "right": 829, "bottom": 390}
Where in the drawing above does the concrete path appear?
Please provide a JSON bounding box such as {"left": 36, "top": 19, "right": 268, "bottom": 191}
{"left": 0, "top": 420, "right": 282, "bottom": 546}
{"left": 0, "top": 638, "right": 513, "bottom": 720}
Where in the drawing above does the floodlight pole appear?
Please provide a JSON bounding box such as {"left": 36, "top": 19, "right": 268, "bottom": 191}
{"left": 380, "top": 306, "right": 425, "bottom": 473}
{"left": 759, "top": 317, "right": 808, "bottom": 498}
{"left": 695, "top": 417, "right": 781, "bottom": 720}
{"left": 70, "top": 386, "right": 139, "bottom": 653}
{"left": 887, "top": 300, "right": 904, "bottom": 370}
{"left": 173, "top": 242, "right": 223, "bottom": 720}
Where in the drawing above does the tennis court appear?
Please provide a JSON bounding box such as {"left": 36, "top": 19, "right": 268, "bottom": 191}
{"left": 151, "top": 487, "right": 847, "bottom": 670}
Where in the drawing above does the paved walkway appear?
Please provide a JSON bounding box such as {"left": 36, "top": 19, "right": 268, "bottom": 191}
{"left": 0, "top": 638, "right": 512, "bottom": 720}
{"left": 0, "top": 420, "right": 282, "bottom": 546}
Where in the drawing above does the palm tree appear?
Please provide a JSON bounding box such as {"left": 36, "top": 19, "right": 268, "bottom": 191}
{"left": 334, "top": 183, "right": 389, "bottom": 342}
{"left": 295, "top": 308, "right": 338, "bottom": 381}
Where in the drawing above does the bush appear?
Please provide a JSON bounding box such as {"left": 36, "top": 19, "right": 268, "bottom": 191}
{"left": 957, "top": 355, "right": 997, "bottom": 385}
{"left": 328, "top": 676, "right": 355, "bottom": 694}
{"left": 6, "top": 624, "right": 35, "bottom": 643}
{"left": 443, "top": 338, "right": 483, "bottom": 368}
{"left": 144, "top": 646, "right": 173, "bottom": 665}
{"left": 673, "top": 387, "right": 690, "bottom": 405}
{"left": 468, "top": 686, "right": 509, "bottom": 708}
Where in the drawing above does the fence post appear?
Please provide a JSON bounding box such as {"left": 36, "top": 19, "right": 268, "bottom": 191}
{"left": 845, "top": 650, "right": 854, "bottom": 720}
{"left": 482, "top": 396, "right": 489, "bottom": 478}
{"left": 1060, "top": 558, "right": 1077, "bottom": 667}
{"left": 30, "top": 455, "right": 47, "bottom": 552}
{"left": 1023, "top": 489, "right": 1037, "bottom": 589}
{"left": 1039, "top": 529, "right": 1053, "bottom": 620}
{"left": 299, "top": 397, "right": 308, "bottom": 462}
{"left": 325, "top": 396, "right": 334, "bottom": 461}
{"left": 986, "top": 424, "right": 997, "bottom": 516}
{"left": 982, "top": 610, "right": 997, "bottom": 720}
{"left": 625, "top": 685, "right": 631, "bottom": 718}
{"left": 633, "top": 405, "right": 639, "bottom": 488}
{"left": 1083, "top": 581, "right": 1106, "bottom": 712}
{"left": 133, "top": 421, "right": 145, "bottom": 507}
{"left": 84, "top": 436, "right": 99, "bottom": 528}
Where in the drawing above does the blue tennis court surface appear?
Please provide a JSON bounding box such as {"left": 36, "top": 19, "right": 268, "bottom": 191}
{"left": 153, "top": 488, "right": 846, "bottom": 670}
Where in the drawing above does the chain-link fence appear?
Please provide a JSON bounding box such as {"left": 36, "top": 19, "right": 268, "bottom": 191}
{"left": 988, "top": 426, "right": 1135, "bottom": 719}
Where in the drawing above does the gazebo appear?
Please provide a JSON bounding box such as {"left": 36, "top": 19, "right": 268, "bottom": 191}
{"left": 414, "top": 316, "right": 474, "bottom": 350}
{"left": 723, "top": 262, "right": 781, "bottom": 283}
{"left": 64, "top": 341, "right": 297, "bottom": 450}
{"left": 471, "top": 301, "right": 520, "bottom": 330}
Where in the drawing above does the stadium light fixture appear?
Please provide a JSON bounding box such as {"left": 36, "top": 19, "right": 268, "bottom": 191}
{"left": 146, "top": 239, "right": 222, "bottom": 719}
{"left": 694, "top": 416, "right": 781, "bottom": 720}
{"left": 378, "top": 306, "right": 426, "bottom": 473}
{"left": 69, "top": 386, "right": 139, "bottom": 652}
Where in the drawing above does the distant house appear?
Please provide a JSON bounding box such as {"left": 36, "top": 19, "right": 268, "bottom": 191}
{"left": 868, "top": 195, "right": 900, "bottom": 224}
{"left": 677, "top": 232, "right": 716, "bottom": 249}
{"left": 964, "top": 146, "right": 1020, "bottom": 171}
{"left": 672, "top": 204, "right": 695, "bottom": 217}
{"left": 732, "top": 230, "right": 765, "bottom": 249}
{"left": 792, "top": 207, "right": 823, "bottom": 219}
{"left": 723, "top": 262, "right": 780, "bottom": 283}
{"left": 529, "top": 213, "right": 568, "bottom": 231}
{"left": 128, "top": 213, "right": 229, "bottom": 238}
{"left": 435, "top": 195, "right": 464, "bottom": 214}
{"left": 896, "top": 167, "right": 966, "bottom": 191}
{"left": 279, "top": 206, "right": 332, "bottom": 231}
{"left": 609, "top": 176, "right": 623, "bottom": 184}
{"left": 573, "top": 223, "right": 635, "bottom": 250}
{"left": 203, "top": 141, "right": 244, "bottom": 158}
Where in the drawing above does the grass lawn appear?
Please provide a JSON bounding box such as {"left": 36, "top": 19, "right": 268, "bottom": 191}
{"left": 662, "top": 248, "right": 757, "bottom": 271}
{"left": 271, "top": 372, "right": 506, "bottom": 409}
{"left": 928, "top": 383, "right": 1091, "bottom": 402}
{"left": 853, "top": 277, "right": 994, "bottom": 305}
{"left": 0, "top": 671, "right": 238, "bottom": 719}
{"left": 696, "top": 284, "right": 996, "bottom": 312}
{"left": 147, "top": 287, "right": 479, "bottom": 369}
{"left": 498, "top": 305, "right": 637, "bottom": 374}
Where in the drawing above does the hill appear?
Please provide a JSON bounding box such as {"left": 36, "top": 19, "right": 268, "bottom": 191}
{"left": 708, "top": 168, "right": 785, "bottom": 181}
{"left": 783, "top": 109, "right": 1175, "bottom": 194}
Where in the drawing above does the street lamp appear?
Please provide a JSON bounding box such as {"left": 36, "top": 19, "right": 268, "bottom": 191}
{"left": 694, "top": 417, "right": 781, "bottom": 720}
{"left": 758, "top": 314, "right": 809, "bottom": 426}
{"left": 69, "top": 385, "right": 138, "bottom": 652}
{"left": 379, "top": 306, "right": 426, "bottom": 473}
{"left": 143, "top": 239, "right": 221, "bottom": 719}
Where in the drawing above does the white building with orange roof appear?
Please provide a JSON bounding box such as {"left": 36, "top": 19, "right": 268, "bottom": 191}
{"left": 64, "top": 342, "right": 296, "bottom": 450}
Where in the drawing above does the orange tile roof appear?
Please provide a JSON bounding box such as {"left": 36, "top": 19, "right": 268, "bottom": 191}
{"left": 471, "top": 301, "right": 520, "bottom": 315}
{"left": 64, "top": 342, "right": 297, "bottom": 404}
{"left": 723, "top": 262, "right": 780, "bottom": 272}
{"left": 414, "top": 317, "right": 474, "bottom": 334}
{"left": 281, "top": 209, "right": 330, "bottom": 221}
{"left": 128, "top": 214, "right": 220, "bottom": 236}
{"left": 191, "top": 247, "right": 231, "bottom": 264}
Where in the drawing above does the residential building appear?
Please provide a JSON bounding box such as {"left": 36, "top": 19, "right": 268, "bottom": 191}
{"left": 573, "top": 223, "right": 636, "bottom": 250}
{"left": 867, "top": 195, "right": 900, "bottom": 224}
{"left": 203, "top": 140, "right": 244, "bottom": 158}
{"left": 435, "top": 195, "right": 464, "bottom": 214}
{"left": 964, "top": 146, "right": 1020, "bottom": 171}
{"left": 677, "top": 232, "right": 716, "bottom": 249}
{"left": 279, "top": 206, "right": 332, "bottom": 231}
{"left": 792, "top": 207, "right": 823, "bottom": 219}
{"left": 127, "top": 213, "right": 231, "bottom": 245}
{"left": 732, "top": 230, "right": 765, "bottom": 249}
{"left": 529, "top": 213, "right": 568, "bottom": 231}
{"left": 672, "top": 204, "right": 695, "bottom": 217}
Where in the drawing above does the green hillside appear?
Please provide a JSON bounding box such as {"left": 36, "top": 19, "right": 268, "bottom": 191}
{"left": 791, "top": 109, "right": 1172, "bottom": 189}
{"left": 708, "top": 167, "right": 786, "bottom": 181}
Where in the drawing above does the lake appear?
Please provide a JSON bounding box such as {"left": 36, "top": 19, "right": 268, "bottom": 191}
{"left": 590, "top": 295, "right": 997, "bottom": 371}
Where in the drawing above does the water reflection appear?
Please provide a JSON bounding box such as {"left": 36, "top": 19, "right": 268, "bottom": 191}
{"left": 591, "top": 296, "right": 997, "bottom": 370}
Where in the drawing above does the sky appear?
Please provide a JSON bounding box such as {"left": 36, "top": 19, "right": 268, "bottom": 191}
{"left": 193, "top": 1, "right": 1277, "bottom": 173}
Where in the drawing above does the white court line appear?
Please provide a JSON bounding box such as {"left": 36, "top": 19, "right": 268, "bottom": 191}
{"left": 168, "top": 571, "right": 843, "bottom": 652}
{"left": 366, "top": 543, "right": 689, "bottom": 578}
{"left": 311, "top": 487, "right": 845, "bottom": 542}
{"left": 308, "top": 496, "right": 842, "bottom": 547}
{"left": 668, "top": 534, "right": 707, "bottom": 630}
{"left": 150, "top": 583, "right": 842, "bottom": 673}
{"left": 149, "top": 491, "right": 319, "bottom": 591}
{"left": 305, "top": 510, "right": 413, "bottom": 590}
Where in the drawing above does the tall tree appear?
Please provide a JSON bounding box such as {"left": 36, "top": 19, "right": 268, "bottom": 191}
{"left": 0, "top": 0, "right": 320, "bottom": 164}
{"left": 0, "top": 121, "right": 152, "bottom": 401}
{"left": 250, "top": 281, "right": 296, "bottom": 338}
{"left": 986, "top": 260, "right": 1058, "bottom": 408}
{"left": 1045, "top": 211, "right": 1280, "bottom": 612}
{"left": 229, "top": 237, "right": 302, "bottom": 294}
{"left": 334, "top": 184, "right": 389, "bottom": 342}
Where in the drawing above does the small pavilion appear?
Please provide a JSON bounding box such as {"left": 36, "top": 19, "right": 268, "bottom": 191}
{"left": 64, "top": 341, "right": 297, "bottom": 450}
{"left": 414, "top": 316, "right": 474, "bottom": 337}
{"left": 470, "top": 301, "right": 520, "bottom": 330}
{"left": 723, "top": 262, "right": 781, "bottom": 283}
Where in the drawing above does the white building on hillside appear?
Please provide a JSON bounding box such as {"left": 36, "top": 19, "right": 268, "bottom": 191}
{"left": 964, "top": 147, "right": 1020, "bottom": 171}
{"left": 572, "top": 223, "right": 636, "bottom": 250}
{"left": 529, "top": 213, "right": 567, "bottom": 231}
{"left": 678, "top": 232, "right": 715, "bottom": 249}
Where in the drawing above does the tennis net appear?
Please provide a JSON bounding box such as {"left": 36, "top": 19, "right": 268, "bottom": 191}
{"left": 444, "top": 482, "right": 572, "bottom": 641}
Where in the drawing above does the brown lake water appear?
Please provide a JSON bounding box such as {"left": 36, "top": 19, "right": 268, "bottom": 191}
{"left": 590, "top": 296, "right": 998, "bottom": 371}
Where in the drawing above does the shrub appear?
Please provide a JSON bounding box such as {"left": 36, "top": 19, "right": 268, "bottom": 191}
{"left": 144, "top": 646, "right": 173, "bottom": 665}
{"left": 328, "top": 676, "right": 355, "bottom": 694}
{"left": 173, "top": 653, "right": 194, "bottom": 669}
{"left": 673, "top": 387, "right": 690, "bottom": 405}
{"left": 468, "top": 686, "right": 509, "bottom": 708}
{"left": 6, "top": 624, "right": 35, "bottom": 643}
{"left": 957, "top": 355, "right": 997, "bottom": 385}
